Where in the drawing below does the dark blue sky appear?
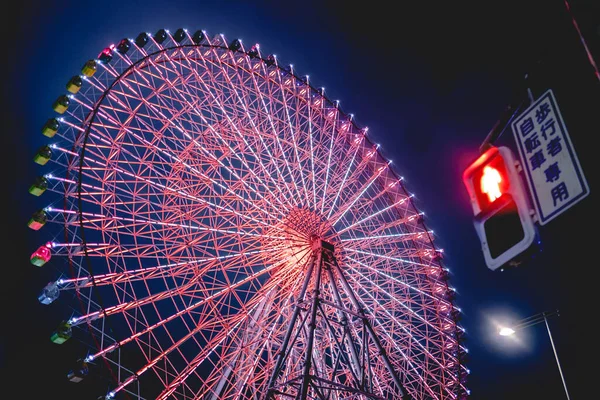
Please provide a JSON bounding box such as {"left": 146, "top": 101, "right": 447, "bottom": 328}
{"left": 2, "top": 0, "right": 598, "bottom": 398}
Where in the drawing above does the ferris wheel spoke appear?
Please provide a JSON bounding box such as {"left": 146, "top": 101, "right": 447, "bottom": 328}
{"left": 237, "top": 59, "right": 304, "bottom": 198}
{"left": 343, "top": 272, "right": 456, "bottom": 399}
{"left": 69, "top": 248, "right": 277, "bottom": 327}
{"left": 325, "top": 135, "right": 363, "bottom": 221}
{"left": 111, "top": 302, "right": 255, "bottom": 400}
{"left": 329, "top": 162, "right": 390, "bottom": 228}
{"left": 267, "top": 63, "right": 311, "bottom": 207}
{"left": 168, "top": 48, "right": 298, "bottom": 209}
{"left": 153, "top": 260, "right": 305, "bottom": 400}
{"left": 316, "top": 103, "right": 339, "bottom": 215}
{"left": 344, "top": 255, "right": 459, "bottom": 326}
{"left": 71, "top": 156, "right": 286, "bottom": 237}
{"left": 344, "top": 256, "right": 465, "bottom": 358}
{"left": 336, "top": 196, "right": 412, "bottom": 236}
{"left": 302, "top": 77, "right": 319, "bottom": 208}
{"left": 340, "top": 230, "right": 433, "bottom": 243}
{"left": 155, "top": 308, "right": 257, "bottom": 400}
{"left": 197, "top": 251, "right": 310, "bottom": 399}
{"left": 230, "top": 53, "right": 305, "bottom": 206}
{"left": 46, "top": 207, "right": 280, "bottom": 245}
{"left": 80, "top": 153, "right": 282, "bottom": 231}
{"left": 336, "top": 286, "right": 441, "bottom": 399}
{"left": 115, "top": 124, "right": 286, "bottom": 224}
{"left": 110, "top": 43, "right": 137, "bottom": 68}
{"left": 322, "top": 139, "right": 374, "bottom": 218}
{"left": 344, "top": 263, "right": 458, "bottom": 354}
{"left": 343, "top": 240, "right": 438, "bottom": 260}
{"left": 338, "top": 182, "right": 409, "bottom": 230}
{"left": 361, "top": 211, "right": 426, "bottom": 240}
{"left": 70, "top": 275, "right": 206, "bottom": 327}
{"left": 208, "top": 335, "right": 272, "bottom": 399}
{"left": 56, "top": 247, "right": 281, "bottom": 291}
{"left": 149, "top": 94, "right": 290, "bottom": 220}
{"left": 343, "top": 247, "right": 435, "bottom": 269}
{"left": 107, "top": 56, "right": 292, "bottom": 218}
{"left": 86, "top": 79, "right": 289, "bottom": 224}
{"left": 203, "top": 271, "right": 306, "bottom": 400}
{"left": 169, "top": 275, "right": 299, "bottom": 399}
{"left": 54, "top": 227, "right": 269, "bottom": 257}
{"left": 87, "top": 250, "right": 302, "bottom": 368}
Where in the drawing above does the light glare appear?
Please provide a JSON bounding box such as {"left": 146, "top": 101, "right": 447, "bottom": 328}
{"left": 499, "top": 327, "right": 516, "bottom": 336}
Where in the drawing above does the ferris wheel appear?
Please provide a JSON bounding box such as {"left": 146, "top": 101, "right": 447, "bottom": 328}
{"left": 27, "top": 28, "right": 469, "bottom": 399}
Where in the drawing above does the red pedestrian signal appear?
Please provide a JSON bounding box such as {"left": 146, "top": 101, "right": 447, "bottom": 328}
{"left": 463, "top": 146, "right": 537, "bottom": 270}
{"left": 481, "top": 165, "right": 503, "bottom": 202}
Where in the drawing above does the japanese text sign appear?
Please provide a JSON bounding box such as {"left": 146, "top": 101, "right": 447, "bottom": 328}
{"left": 511, "top": 89, "right": 589, "bottom": 225}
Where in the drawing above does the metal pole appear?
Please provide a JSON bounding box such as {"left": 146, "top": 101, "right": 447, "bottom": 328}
{"left": 266, "top": 255, "right": 316, "bottom": 399}
{"left": 299, "top": 250, "right": 323, "bottom": 400}
{"left": 543, "top": 313, "right": 571, "bottom": 400}
{"left": 325, "top": 265, "right": 365, "bottom": 384}
{"left": 524, "top": 73, "right": 535, "bottom": 103}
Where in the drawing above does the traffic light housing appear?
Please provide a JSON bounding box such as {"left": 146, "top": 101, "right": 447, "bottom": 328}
{"left": 463, "top": 146, "right": 536, "bottom": 270}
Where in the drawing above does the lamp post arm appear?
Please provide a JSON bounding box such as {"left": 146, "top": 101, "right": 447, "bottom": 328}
{"left": 512, "top": 309, "right": 559, "bottom": 331}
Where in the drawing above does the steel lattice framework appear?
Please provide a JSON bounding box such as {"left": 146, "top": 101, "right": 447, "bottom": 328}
{"left": 29, "top": 29, "right": 468, "bottom": 399}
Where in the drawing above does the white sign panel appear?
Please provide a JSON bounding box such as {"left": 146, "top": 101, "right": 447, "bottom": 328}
{"left": 511, "top": 89, "right": 589, "bottom": 225}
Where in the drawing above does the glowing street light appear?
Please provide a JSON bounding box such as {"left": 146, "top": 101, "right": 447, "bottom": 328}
{"left": 498, "top": 327, "right": 515, "bottom": 336}
{"left": 498, "top": 309, "right": 570, "bottom": 400}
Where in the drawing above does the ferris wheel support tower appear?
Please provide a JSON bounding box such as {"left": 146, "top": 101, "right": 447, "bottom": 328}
{"left": 266, "top": 236, "right": 410, "bottom": 400}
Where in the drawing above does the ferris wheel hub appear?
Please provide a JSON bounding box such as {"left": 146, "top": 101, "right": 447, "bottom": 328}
{"left": 309, "top": 235, "right": 335, "bottom": 253}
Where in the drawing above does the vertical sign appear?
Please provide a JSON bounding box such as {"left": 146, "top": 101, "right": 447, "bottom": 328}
{"left": 511, "top": 89, "right": 589, "bottom": 225}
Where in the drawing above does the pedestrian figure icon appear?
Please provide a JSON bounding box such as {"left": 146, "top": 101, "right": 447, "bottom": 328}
{"left": 481, "top": 166, "right": 502, "bottom": 202}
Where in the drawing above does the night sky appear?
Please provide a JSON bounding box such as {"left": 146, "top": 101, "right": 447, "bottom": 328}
{"left": 2, "top": 0, "right": 598, "bottom": 398}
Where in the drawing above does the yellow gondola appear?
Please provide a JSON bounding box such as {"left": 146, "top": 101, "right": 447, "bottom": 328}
{"left": 81, "top": 59, "right": 97, "bottom": 77}
{"left": 33, "top": 145, "right": 52, "bottom": 165}
{"left": 52, "top": 94, "right": 70, "bottom": 114}
{"left": 66, "top": 75, "right": 82, "bottom": 94}
{"left": 41, "top": 117, "right": 60, "bottom": 137}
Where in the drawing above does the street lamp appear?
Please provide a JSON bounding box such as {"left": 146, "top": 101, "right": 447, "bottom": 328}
{"left": 498, "top": 326, "right": 515, "bottom": 336}
{"left": 498, "top": 309, "right": 570, "bottom": 400}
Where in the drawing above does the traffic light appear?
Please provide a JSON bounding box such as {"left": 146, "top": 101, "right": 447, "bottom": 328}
{"left": 463, "top": 146, "right": 536, "bottom": 271}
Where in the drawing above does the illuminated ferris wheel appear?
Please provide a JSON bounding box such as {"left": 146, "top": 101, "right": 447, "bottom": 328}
{"left": 27, "top": 28, "right": 469, "bottom": 399}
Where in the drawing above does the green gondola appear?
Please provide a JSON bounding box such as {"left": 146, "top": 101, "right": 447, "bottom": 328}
{"left": 52, "top": 94, "right": 70, "bottom": 114}
{"left": 50, "top": 321, "right": 72, "bottom": 344}
{"left": 41, "top": 117, "right": 60, "bottom": 138}
{"left": 33, "top": 145, "right": 52, "bottom": 165}
{"left": 27, "top": 209, "right": 47, "bottom": 230}
{"left": 81, "top": 59, "right": 97, "bottom": 77}
{"left": 29, "top": 176, "right": 48, "bottom": 196}
{"left": 66, "top": 75, "right": 83, "bottom": 94}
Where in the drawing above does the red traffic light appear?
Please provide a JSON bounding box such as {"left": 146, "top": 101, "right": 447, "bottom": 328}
{"left": 463, "top": 146, "right": 512, "bottom": 215}
{"left": 463, "top": 146, "right": 537, "bottom": 271}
